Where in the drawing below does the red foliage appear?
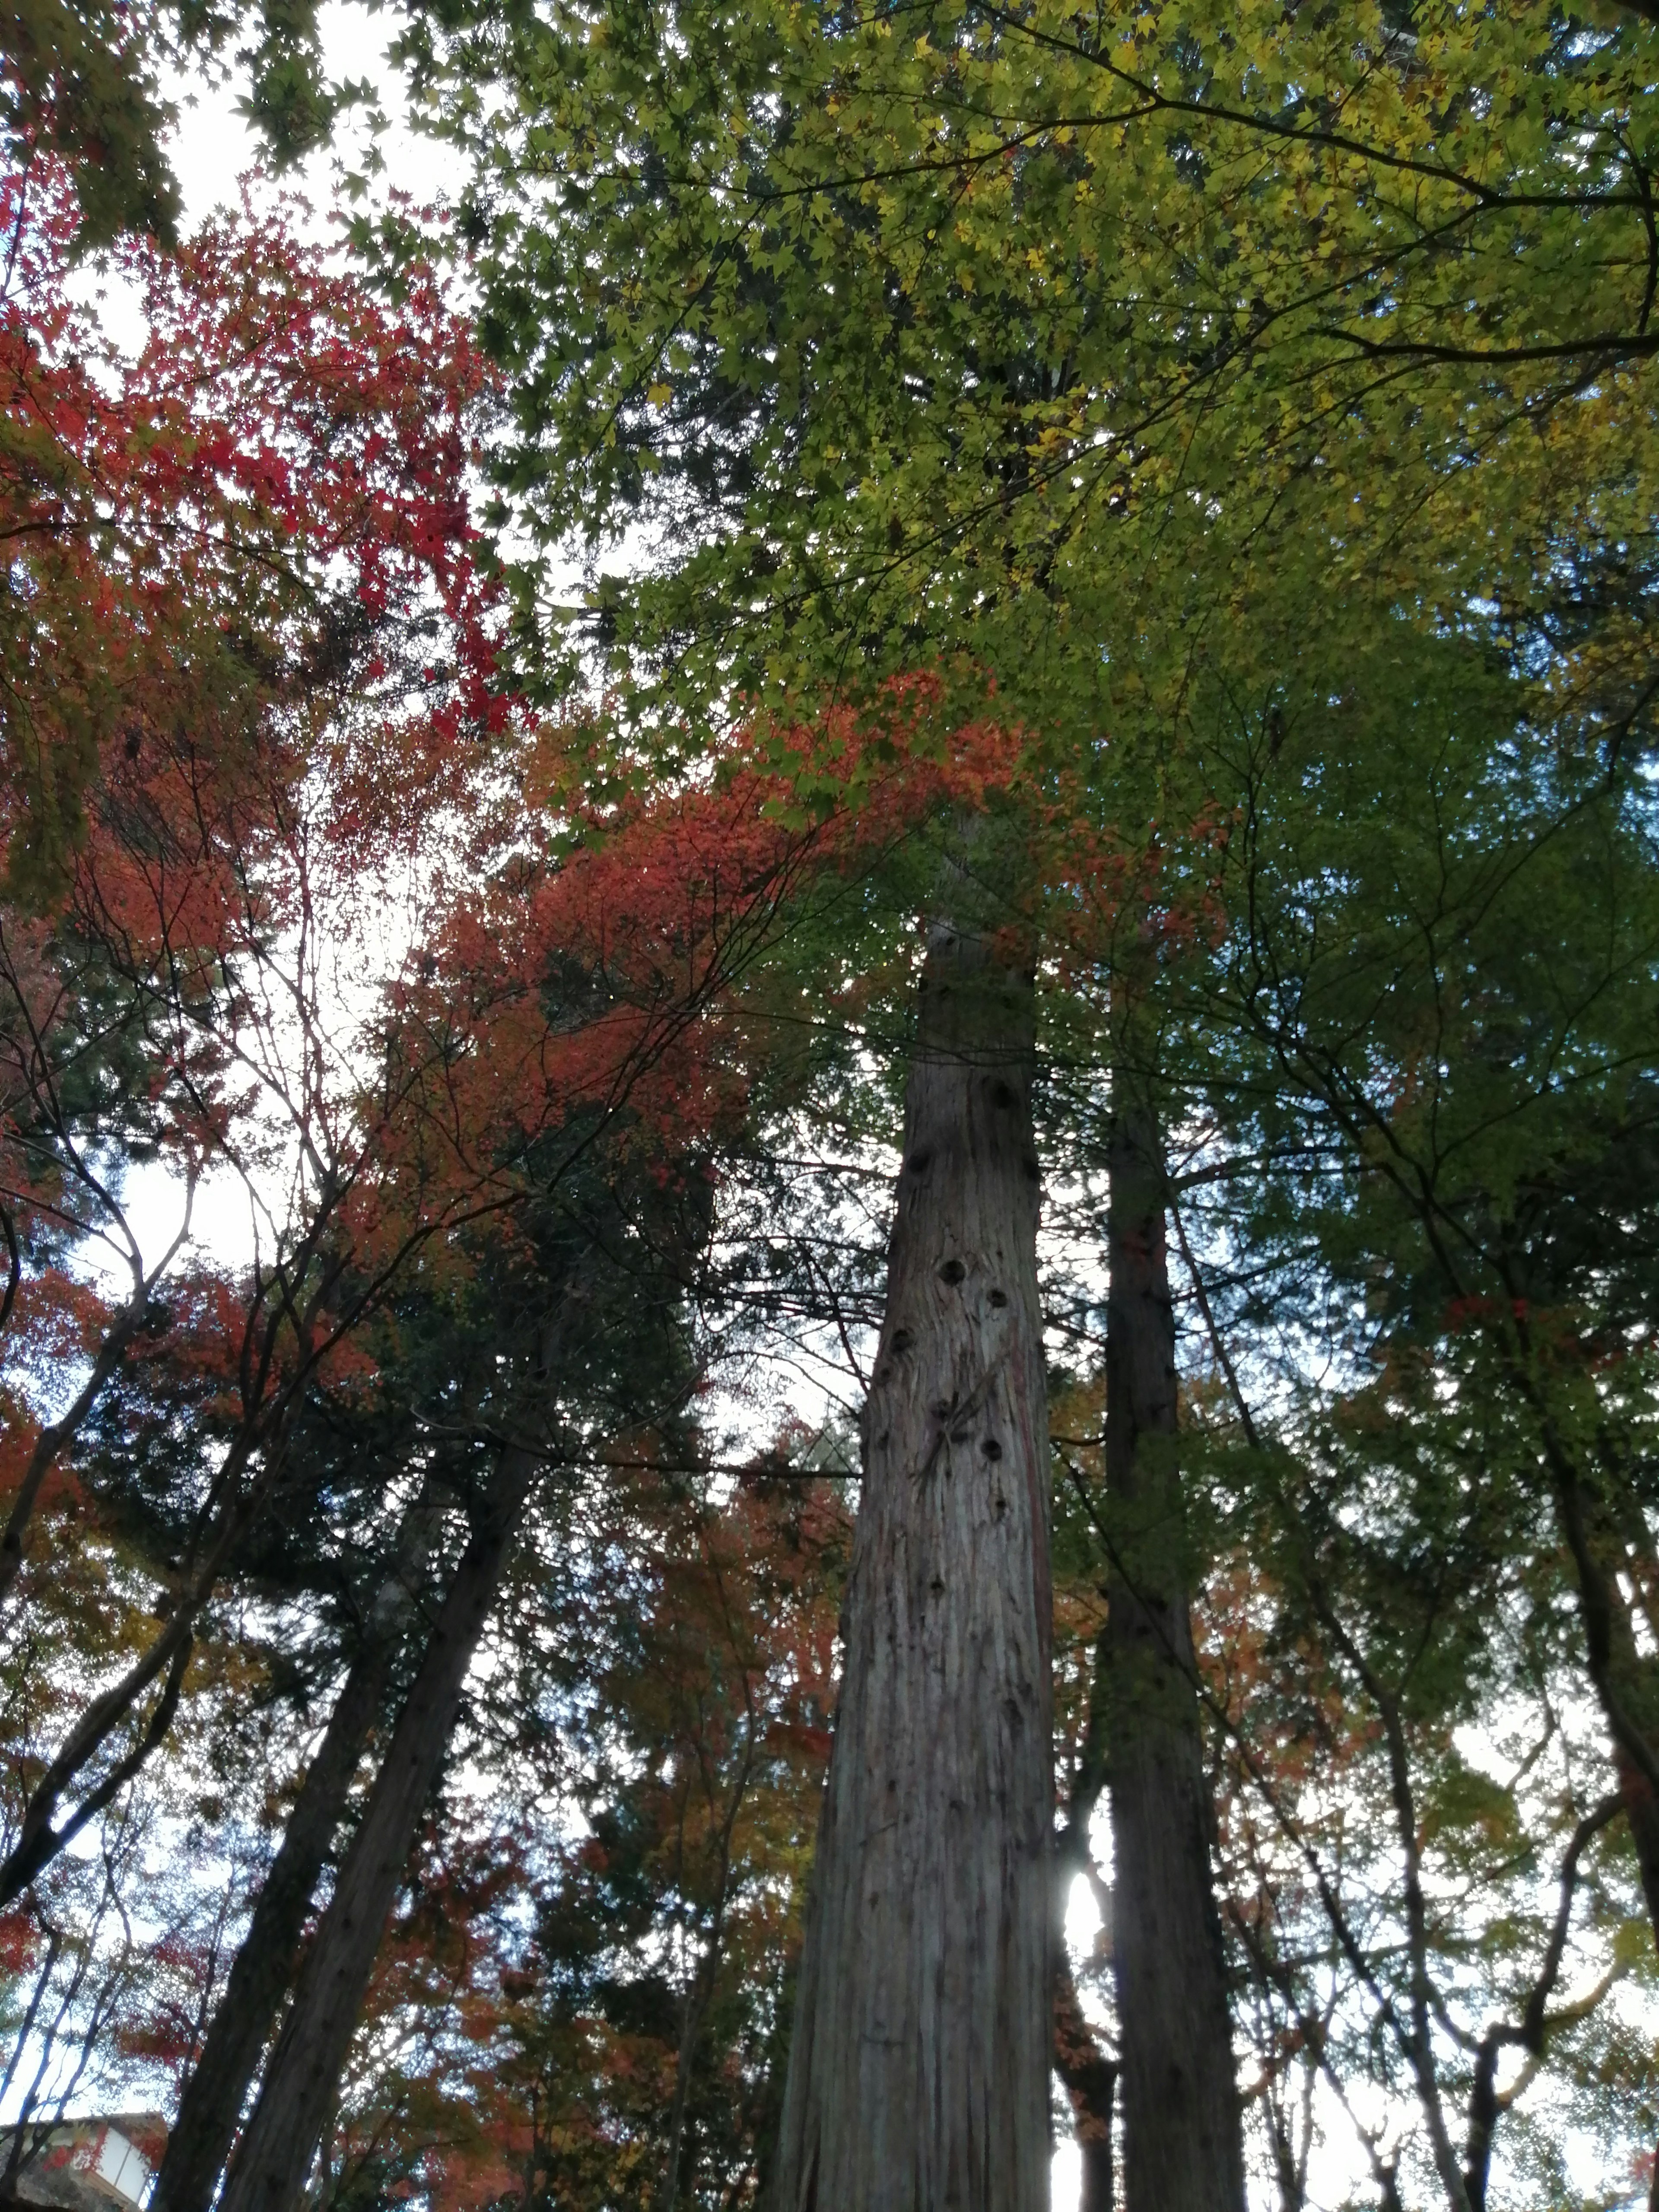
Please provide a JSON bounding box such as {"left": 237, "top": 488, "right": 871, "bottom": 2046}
{"left": 0, "top": 1904, "right": 36, "bottom": 1974}
{"left": 0, "top": 164, "right": 502, "bottom": 902}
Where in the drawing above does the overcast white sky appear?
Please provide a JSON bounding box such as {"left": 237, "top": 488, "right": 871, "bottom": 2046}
{"left": 166, "top": 1, "right": 464, "bottom": 232}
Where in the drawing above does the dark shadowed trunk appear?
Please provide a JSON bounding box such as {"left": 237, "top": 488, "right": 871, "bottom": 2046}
{"left": 1104, "top": 1095, "right": 1244, "bottom": 2212}
{"left": 771, "top": 924, "right": 1052, "bottom": 2212}
{"left": 216, "top": 1441, "right": 544, "bottom": 2212}
{"left": 1054, "top": 1620, "right": 1116, "bottom": 2212}
{"left": 1617, "top": 1747, "right": 1659, "bottom": 1945}
{"left": 1544, "top": 1446, "right": 1659, "bottom": 1948}
{"left": 151, "top": 1492, "right": 444, "bottom": 2212}
{"left": 155, "top": 1644, "right": 388, "bottom": 2212}
{"left": 1054, "top": 1960, "right": 1116, "bottom": 2212}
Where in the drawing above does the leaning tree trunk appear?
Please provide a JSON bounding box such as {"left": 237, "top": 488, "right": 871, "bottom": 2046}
{"left": 155, "top": 1639, "right": 390, "bottom": 2212}
{"left": 1104, "top": 1095, "right": 1245, "bottom": 2212}
{"left": 771, "top": 924, "right": 1053, "bottom": 2212}
{"left": 217, "top": 1441, "right": 543, "bottom": 2212}
{"left": 1545, "top": 1444, "right": 1659, "bottom": 1944}
{"left": 151, "top": 1489, "right": 443, "bottom": 2212}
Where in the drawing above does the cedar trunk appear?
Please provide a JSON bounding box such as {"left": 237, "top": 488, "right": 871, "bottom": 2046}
{"left": 771, "top": 925, "right": 1052, "bottom": 2212}
{"left": 1104, "top": 1099, "right": 1244, "bottom": 2212}
{"left": 217, "top": 1443, "right": 542, "bottom": 2212}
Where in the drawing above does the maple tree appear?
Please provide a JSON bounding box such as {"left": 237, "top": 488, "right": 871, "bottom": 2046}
{"left": 1154, "top": 621, "right": 1659, "bottom": 1912}
{"left": 1002, "top": 610, "right": 1659, "bottom": 2204}
{"left": 0, "top": 151, "right": 512, "bottom": 1880}
{"left": 3, "top": 0, "right": 357, "bottom": 245}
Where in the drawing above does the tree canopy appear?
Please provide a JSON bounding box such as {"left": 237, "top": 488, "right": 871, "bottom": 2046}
{"left": 1, "top": 2, "right": 1659, "bottom": 2208}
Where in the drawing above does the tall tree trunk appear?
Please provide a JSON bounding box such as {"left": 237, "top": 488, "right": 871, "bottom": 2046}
{"left": 1104, "top": 1095, "right": 1244, "bottom": 2212}
{"left": 1545, "top": 1443, "right": 1659, "bottom": 1942}
{"left": 217, "top": 1441, "right": 543, "bottom": 2212}
{"left": 771, "top": 924, "right": 1052, "bottom": 2212}
{"left": 151, "top": 1493, "right": 443, "bottom": 2212}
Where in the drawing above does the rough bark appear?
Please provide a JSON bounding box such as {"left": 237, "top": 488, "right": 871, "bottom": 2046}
{"left": 217, "top": 1442, "right": 543, "bottom": 2212}
{"left": 771, "top": 925, "right": 1052, "bottom": 2212}
{"left": 1104, "top": 1097, "right": 1244, "bottom": 2212}
{"left": 151, "top": 1494, "right": 443, "bottom": 2212}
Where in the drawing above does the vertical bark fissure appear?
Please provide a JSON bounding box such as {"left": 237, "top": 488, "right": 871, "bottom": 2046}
{"left": 772, "top": 925, "right": 1053, "bottom": 2212}
{"left": 216, "top": 1440, "right": 546, "bottom": 2212}
{"left": 1104, "top": 1093, "right": 1244, "bottom": 2212}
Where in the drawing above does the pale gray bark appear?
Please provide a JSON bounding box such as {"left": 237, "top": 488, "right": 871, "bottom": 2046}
{"left": 1104, "top": 1096, "right": 1244, "bottom": 2212}
{"left": 771, "top": 925, "right": 1052, "bottom": 2212}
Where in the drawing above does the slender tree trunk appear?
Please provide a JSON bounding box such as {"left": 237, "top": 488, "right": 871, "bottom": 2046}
{"left": 1054, "top": 1621, "right": 1115, "bottom": 2212}
{"left": 1554, "top": 1474, "right": 1659, "bottom": 1940}
{"left": 0, "top": 1629, "right": 194, "bottom": 1903}
{"left": 656, "top": 1733, "right": 756, "bottom": 2212}
{"left": 771, "top": 924, "right": 1052, "bottom": 2212}
{"left": 217, "top": 1442, "right": 543, "bottom": 2212}
{"left": 0, "top": 1395, "right": 307, "bottom": 1908}
{"left": 151, "top": 1493, "right": 443, "bottom": 2212}
{"left": 656, "top": 1952, "right": 711, "bottom": 2212}
{"left": 0, "top": 1291, "right": 149, "bottom": 1602}
{"left": 1054, "top": 1961, "right": 1116, "bottom": 2212}
{"left": 1104, "top": 1095, "right": 1244, "bottom": 2212}
{"left": 153, "top": 1654, "right": 383, "bottom": 2212}
{"left": 1517, "top": 1401, "right": 1659, "bottom": 1952}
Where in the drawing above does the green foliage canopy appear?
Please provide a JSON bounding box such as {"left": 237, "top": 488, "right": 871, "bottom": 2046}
{"left": 401, "top": 0, "right": 1659, "bottom": 770}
